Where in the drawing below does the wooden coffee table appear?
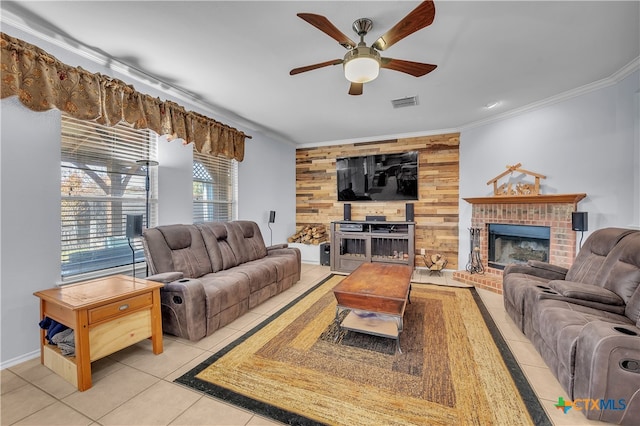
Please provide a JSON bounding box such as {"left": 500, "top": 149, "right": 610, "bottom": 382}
{"left": 332, "top": 263, "right": 413, "bottom": 353}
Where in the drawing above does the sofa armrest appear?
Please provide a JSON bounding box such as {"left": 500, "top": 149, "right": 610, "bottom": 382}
{"left": 146, "top": 271, "right": 184, "bottom": 283}
{"left": 548, "top": 280, "right": 625, "bottom": 306}
{"left": 574, "top": 321, "right": 640, "bottom": 424}
{"left": 503, "top": 260, "right": 568, "bottom": 281}
{"left": 267, "top": 243, "right": 289, "bottom": 251}
{"left": 528, "top": 260, "right": 569, "bottom": 275}
{"left": 159, "top": 278, "right": 207, "bottom": 341}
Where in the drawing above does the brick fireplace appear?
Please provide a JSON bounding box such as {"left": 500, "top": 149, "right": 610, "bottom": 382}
{"left": 453, "top": 194, "right": 586, "bottom": 293}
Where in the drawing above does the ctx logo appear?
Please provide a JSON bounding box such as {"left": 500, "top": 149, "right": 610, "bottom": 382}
{"left": 555, "top": 397, "right": 627, "bottom": 414}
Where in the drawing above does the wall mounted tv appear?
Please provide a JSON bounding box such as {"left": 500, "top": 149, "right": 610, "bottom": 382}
{"left": 336, "top": 151, "right": 419, "bottom": 201}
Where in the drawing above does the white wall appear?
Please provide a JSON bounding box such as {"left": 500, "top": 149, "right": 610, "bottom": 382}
{"left": 157, "top": 136, "right": 193, "bottom": 225}
{"left": 239, "top": 133, "right": 297, "bottom": 246}
{"left": 1, "top": 98, "right": 62, "bottom": 365}
{"left": 630, "top": 83, "right": 639, "bottom": 227}
{"left": 0, "top": 25, "right": 297, "bottom": 367}
{"left": 458, "top": 70, "right": 640, "bottom": 268}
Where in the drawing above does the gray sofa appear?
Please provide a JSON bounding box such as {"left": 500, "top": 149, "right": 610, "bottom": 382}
{"left": 503, "top": 228, "right": 640, "bottom": 424}
{"left": 141, "top": 220, "right": 301, "bottom": 341}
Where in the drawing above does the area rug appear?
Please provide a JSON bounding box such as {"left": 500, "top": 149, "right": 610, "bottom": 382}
{"left": 176, "top": 275, "right": 550, "bottom": 426}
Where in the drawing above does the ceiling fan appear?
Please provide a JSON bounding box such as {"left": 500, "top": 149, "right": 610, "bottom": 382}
{"left": 290, "top": 1, "right": 437, "bottom": 96}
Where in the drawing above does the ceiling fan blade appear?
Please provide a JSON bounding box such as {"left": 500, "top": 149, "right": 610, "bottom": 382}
{"left": 380, "top": 58, "right": 437, "bottom": 77}
{"left": 290, "top": 59, "right": 343, "bottom": 75}
{"left": 372, "top": 1, "right": 436, "bottom": 51}
{"left": 297, "top": 13, "right": 357, "bottom": 49}
{"left": 348, "top": 82, "right": 363, "bottom": 96}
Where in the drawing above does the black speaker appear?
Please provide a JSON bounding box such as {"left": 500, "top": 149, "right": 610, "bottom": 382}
{"left": 572, "top": 212, "right": 588, "bottom": 232}
{"left": 344, "top": 203, "right": 351, "bottom": 221}
{"left": 406, "top": 203, "right": 415, "bottom": 222}
{"left": 269, "top": 210, "right": 276, "bottom": 223}
{"left": 320, "top": 243, "right": 331, "bottom": 266}
{"left": 126, "top": 214, "right": 143, "bottom": 238}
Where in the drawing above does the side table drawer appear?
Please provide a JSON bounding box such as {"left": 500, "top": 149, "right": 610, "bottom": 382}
{"left": 89, "top": 309, "right": 152, "bottom": 361}
{"left": 88, "top": 293, "right": 152, "bottom": 324}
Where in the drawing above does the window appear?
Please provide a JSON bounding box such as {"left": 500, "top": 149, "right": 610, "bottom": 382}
{"left": 193, "top": 151, "right": 237, "bottom": 222}
{"left": 61, "top": 115, "right": 158, "bottom": 279}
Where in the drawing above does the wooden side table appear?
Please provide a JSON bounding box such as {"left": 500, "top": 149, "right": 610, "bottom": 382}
{"left": 34, "top": 275, "right": 163, "bottom": 391}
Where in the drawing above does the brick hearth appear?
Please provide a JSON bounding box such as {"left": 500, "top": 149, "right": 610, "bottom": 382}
{"left": 453, "top": 194, "right": 586, "bottom": 294}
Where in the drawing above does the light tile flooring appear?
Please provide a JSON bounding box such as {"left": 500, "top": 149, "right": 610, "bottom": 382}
{"left": 1, "top": 264, "right": 608, "bottom": 425}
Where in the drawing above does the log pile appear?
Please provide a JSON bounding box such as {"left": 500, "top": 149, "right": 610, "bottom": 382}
{"left": 288, "top": 225, "right": 328, "bottom": 245}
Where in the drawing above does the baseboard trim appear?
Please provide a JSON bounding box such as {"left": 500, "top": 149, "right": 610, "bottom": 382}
{"left": 1, "top": 349, "right": 40, "bottom": 370}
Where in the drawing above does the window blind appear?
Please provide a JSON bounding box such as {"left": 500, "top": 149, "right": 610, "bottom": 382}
{"left": 61, "top": 115, "right": 158, "bottom": 279}
{"left": 193, "top": 151, "right": 237, "bottom": 223}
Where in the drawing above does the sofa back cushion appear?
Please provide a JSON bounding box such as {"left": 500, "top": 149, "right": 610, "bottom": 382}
{"left": 626, "top": 287, "right": 640, "bottom": 324}
{"left": 197, "top": 222, "right": 238, "bottom": 272}
{"left": 142, "top": 224, "right": 212, "bottom": 278}
{"left": 565, "top": 228, "right": 637, "bottom": 285}
{"left": 224, "top": 221, "right": 268, "bottom": 264}
{"left": 590, "top": 232, "right": 640, "bottom": 323}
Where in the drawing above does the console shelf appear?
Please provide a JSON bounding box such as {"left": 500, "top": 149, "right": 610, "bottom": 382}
{"left": 330, "top": 221, "right": 415, "bottom": 273}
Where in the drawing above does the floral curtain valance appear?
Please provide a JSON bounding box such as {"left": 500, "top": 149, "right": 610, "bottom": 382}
{"left": 0, "top": 32, "right": 249, "bottom": 161}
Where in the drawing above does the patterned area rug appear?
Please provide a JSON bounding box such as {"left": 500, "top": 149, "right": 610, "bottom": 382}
{"left": 176, "top": 275, "right": 550, "bottom": 426}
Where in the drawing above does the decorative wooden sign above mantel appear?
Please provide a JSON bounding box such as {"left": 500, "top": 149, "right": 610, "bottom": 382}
{"left": 487, "top": 163, "right": 546, "bottom": 196}
{"left": 463, "top": 193, "right": 587, "bottom": 205}
{"left": 467, "top": 163, "right": 586, "bottom": 205}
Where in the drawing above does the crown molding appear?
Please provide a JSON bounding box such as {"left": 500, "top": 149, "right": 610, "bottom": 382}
{"left": 296, "top": 127, "right": 462, "bottom": 149}
{"left": 462, "top": 57, "right": 640, "bottom": 132}
{"left": 298, "top": 56, "right": 639, "bottom": 148}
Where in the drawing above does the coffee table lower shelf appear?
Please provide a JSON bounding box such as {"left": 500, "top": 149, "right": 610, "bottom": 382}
{"left": 336, "top": 309, "right": 402, "bottom": 353}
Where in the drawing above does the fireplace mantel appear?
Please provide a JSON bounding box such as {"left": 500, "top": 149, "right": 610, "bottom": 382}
{"left": 463, "top": 193, "right": 586, "bottom": 205}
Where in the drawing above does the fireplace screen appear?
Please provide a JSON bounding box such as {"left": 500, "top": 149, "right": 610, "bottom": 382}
{"left": 488, "top": 224, "right": 550, "bottom": 270}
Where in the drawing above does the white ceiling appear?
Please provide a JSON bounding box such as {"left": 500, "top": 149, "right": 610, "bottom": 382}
{"left": 2, "top": 1, "right": 639, "bottom": 146}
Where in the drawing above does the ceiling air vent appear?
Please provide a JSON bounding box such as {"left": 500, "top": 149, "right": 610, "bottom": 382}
{"left": 391, "top": 96, "right": 419, "bottom": 109}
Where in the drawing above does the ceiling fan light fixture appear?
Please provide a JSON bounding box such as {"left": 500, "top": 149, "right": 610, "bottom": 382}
{"left": 343, "top": 46, "right": 380, "bottom": 83}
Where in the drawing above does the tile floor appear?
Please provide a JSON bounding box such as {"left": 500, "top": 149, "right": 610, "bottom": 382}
{"left": 1, "top": 264, "right": 608, "bottom": 425}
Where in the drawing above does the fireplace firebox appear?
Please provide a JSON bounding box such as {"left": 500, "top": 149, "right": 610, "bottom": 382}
{"left": 488, "top": 224, "right": 550, "bottom": 270}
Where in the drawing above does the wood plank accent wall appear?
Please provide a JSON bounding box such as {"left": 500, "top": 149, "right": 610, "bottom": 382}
{"left": 296, "top": 133, "right": 460, "bottom": 269}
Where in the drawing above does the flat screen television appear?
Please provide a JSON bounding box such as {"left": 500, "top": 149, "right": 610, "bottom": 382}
{"left": 336, "top": 151, "right": 419, "bottom": 201}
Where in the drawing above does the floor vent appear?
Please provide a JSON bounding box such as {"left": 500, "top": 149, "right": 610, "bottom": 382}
{"left": 391, "top": 96, "right": 419, "bottom": 108}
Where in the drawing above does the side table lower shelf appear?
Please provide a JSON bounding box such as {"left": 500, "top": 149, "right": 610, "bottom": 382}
{"left": 43, "top": 345, "right": 78, "bottom": 388}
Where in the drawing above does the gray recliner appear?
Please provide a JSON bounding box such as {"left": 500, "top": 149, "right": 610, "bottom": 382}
{"left": 502, "top": 228, "right": 640, "bottom": 424}
{"left": 142, "top": 220, "right": 301, "bottom": 341}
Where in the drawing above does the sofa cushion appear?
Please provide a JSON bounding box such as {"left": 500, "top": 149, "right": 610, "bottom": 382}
{"left": 202, "top": 283, "right": 222, "bottom": 321}
{"left": 224, "top": 221, "right": 268, "bottom": 264}
{"left": 548, "top": 280, "right": 624, "bottom": 305}
{"left": 202, "top": 271, "right": 250, "bottom": 311}
{"left": 197, "top": 222, "right": 238, "bottom": 272}
{"left": 533, "top": 299, "right": 634, "bottom": 373}
{"left": 601, "top": 232, "right": 640, "bottom": 303}
{"left": 233, "top": 260, "right": 278, "bottom": 293}
{"left": 502, "top": 272, "right": 555, "bottom": 331}
{"left": 565, "top": 228, "right": 636, "bottom": 285}
{"left": 533, "top": 301, "right": 586, "bottom": 374}
{"left": 265, "top": 250, "right": 300, "bottom": 280}
{"left": 626, "top": 286, "right": 640, "bottom": 324}
{"left": 143, "top": 225, "right": 212, "bottom": 278}
{"left": 606, "top": 265, "right": 640, "bottom": 303}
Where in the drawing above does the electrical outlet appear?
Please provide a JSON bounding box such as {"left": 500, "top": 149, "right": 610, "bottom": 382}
{"left": 420, "top": 248, "right": 426, "bottom": 256}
